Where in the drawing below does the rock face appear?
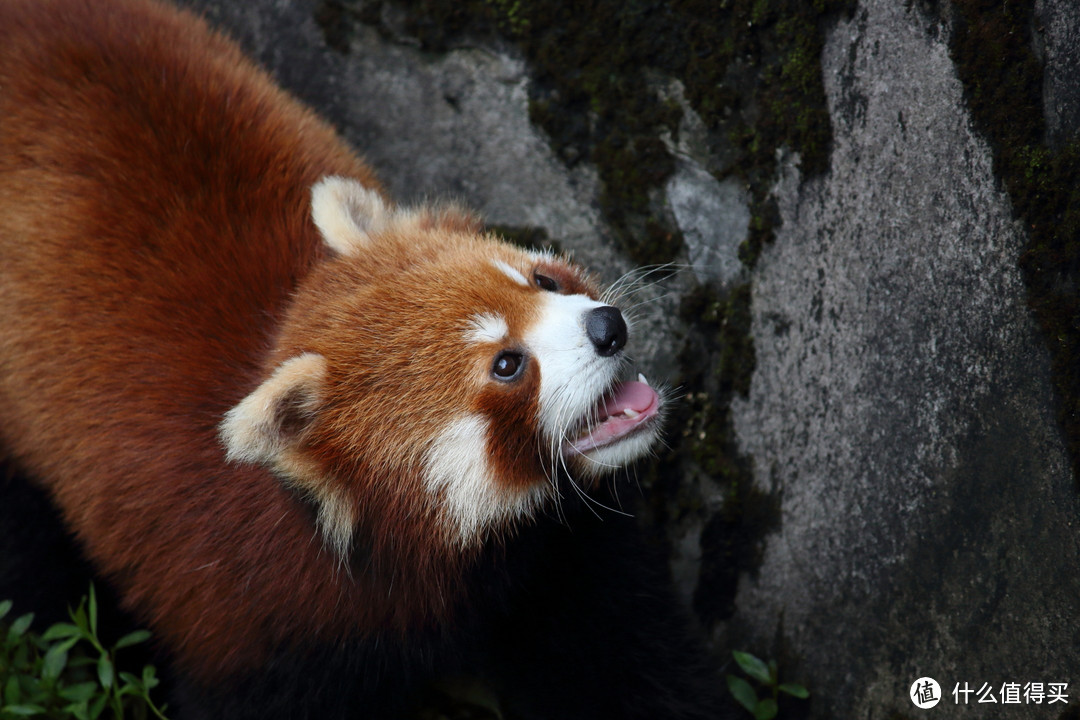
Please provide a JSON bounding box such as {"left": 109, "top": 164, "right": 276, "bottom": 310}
{"left": 1038, "top": 0, "right": 1080, "bottom": 144}
{"left": 181, "top": 0, "right": 1080, "bottom": 716}
{"left": 732, "top": 3, "right": 1080, "bottom": 717}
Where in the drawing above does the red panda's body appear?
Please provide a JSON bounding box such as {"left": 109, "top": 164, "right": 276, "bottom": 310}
{"left": 0, "top": 1, "right": 727, "bottom": 718}
{"left": 0, "top": 0, "right": 398, "bottom": 678}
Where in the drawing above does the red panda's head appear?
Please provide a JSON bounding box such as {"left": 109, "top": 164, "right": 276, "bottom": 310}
{"left": 220, "top": 177, "right": 662, "bottom": 555}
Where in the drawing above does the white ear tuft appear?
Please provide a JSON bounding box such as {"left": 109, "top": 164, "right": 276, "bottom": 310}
{"left": 313, "top": 486, "right": 358, "bottom": 560}
{"left": 310, "top": 176, "right": 392, "bottom": 256}
{"left": 220, "top": 353, "right": 327, "bottom": 465}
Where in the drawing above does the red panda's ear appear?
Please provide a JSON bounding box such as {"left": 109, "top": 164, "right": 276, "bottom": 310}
{"left": 219, "top": 353, "right": 358, "bottom": 557}
{"left": 219, "top": 353, "right": 327, "bottom": 466}
{"left": 310, "top": 176, "right": 391, "bottom": 256}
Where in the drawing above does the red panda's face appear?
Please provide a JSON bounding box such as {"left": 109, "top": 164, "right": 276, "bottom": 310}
{"left": 220, "top": 177, "right": 662, "bottom": 552}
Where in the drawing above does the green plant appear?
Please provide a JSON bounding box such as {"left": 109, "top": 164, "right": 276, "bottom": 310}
{"left": 0, "top": 586, "right": 167, "bottom": 719}
{"left": 726, "top": 650, "right": 808, "bottom": 720}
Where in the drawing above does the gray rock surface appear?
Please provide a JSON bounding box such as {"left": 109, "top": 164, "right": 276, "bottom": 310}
{"left": 181, "top": 0, "right": 1080, "bottom": 716}
{"left": 731, "top": 2, "right": 1080, "bottom": 717}
{"left": 1037, "top": 0, "right": 1080, "bottom": 144}
{"left": 665, "top": 159, "right": 748, "bottom": 287}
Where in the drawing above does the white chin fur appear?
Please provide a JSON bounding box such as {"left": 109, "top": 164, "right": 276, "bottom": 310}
{"left": 568, "top": 425, "right": 660, "bottom": 477}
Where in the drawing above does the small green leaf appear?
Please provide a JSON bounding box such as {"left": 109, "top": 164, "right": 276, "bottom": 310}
{"left": 88, "top": 586, "right": 98, "bottom": 640}
{"left": 71, "top": 603, "right": 89, "bottom": 634}
{"left": 8, "top": 613, "right": 34, "bottom": 640}
{"left": 15, "top": 675, "right": 39, "bottom": 697}
{"left": 42, "top": 637, "right": 79, "bottom": 680}
{"left": 727, "top": 674, "right": 758, "bottom": 713}
{"left": 0, "top": 600, "right": 12, "bottom": 621}
{"left": 767, "top": 658, "right": 778, "bottom": 684}
{"left": 754, "top": 698, "right": 778, "bottom": 720}
{"left": 41, "top": 623, "right": 83, "bottom": 642}
{"left": 88, "top": 692, "right": 108, "bottom": 720}
{"left": 59, "top": 682, "right": 99, "bottom": 703}
{"left": 779, "top": 682, "right": 810, "bottom": 699}
{"left": 67, "top": 655, "right": 97, "bottom": 671}
{"left": 114, "top": 630, "right": 152, "bottom": 650}
{"left": 96, "top": 655, "right": 114, "bottom": 690}
{"left": 733, "top": 650, "right": 772, "bottom": 685}
{"left": 142, "top": 665, "right": 159, "bottom": 689}
{"left": 62, "top": 701, "right": 90, "bottom": 720}
{"left": 0, "top": 704, "right": 48, "bottom": 717}
{"left": 4, "top": 676, "right": 21, "bottom": 705}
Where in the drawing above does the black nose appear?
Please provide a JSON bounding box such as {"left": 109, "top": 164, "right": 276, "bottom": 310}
{"left": 585, "top": 306, "right": 627, "bottom": 357}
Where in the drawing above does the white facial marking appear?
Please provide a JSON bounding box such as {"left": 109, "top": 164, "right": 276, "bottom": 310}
{"left": 423, "top": 414, "right": 549, "bottom": 545}
{"left": 491, "top": 258, "right": 529, "bottom": 287}
{"left": 524, "top": 293, "right": 616, "bottom": 443}
{"left": 464, "top": 312, "right": 509, "bottom": 345}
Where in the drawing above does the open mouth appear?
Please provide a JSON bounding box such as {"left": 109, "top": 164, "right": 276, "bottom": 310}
{"left": 568, "top": 374, "right": 661, "bottom": 455}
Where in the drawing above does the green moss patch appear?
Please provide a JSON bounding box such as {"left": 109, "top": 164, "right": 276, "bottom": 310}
{"left": 318, "top": 0, "right": 851, "bottom": 268}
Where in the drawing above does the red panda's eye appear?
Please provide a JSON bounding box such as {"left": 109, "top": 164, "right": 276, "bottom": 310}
{"left": 492, "top": 351, "right": 525, "bottom": 381}
{"left": 534, "top": 272, "right": 558, "bottom": 292}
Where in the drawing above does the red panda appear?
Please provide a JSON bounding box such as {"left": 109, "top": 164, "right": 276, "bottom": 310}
{"left": 0, "top": 0, "right": 726, "bottom": 717}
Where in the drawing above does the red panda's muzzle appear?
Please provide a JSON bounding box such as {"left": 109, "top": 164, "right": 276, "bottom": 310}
{"left": 569, "top": 379, "right": 661, "bottom": 454}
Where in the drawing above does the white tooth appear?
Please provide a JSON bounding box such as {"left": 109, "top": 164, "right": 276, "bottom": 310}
{"left": 637, "top": 372, "right": 649, "bottom": 385}
{"left": 623, "top": 408, "right": 640, "bottom": 419}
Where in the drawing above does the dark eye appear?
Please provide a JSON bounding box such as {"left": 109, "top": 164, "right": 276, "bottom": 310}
{"left": 534, "top": 272, "right": 558, "bottom": 292}
{"left": 492, "top": 351, "right": 525, "bottom": 381}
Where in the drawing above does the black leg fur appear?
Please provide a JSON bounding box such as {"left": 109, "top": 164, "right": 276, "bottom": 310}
{"left": 482, "top": 499, "right": 739, "bottom": 720}
{"left": 0, "top": 460, "right": 97, "bottom": 626}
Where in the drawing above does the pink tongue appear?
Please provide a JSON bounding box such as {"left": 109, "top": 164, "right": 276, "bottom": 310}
{"left": 599, "top": 381, "right": 657, "bottom": 417}
{"left": 571, "top": 381, "right": 660, "bottom": 454}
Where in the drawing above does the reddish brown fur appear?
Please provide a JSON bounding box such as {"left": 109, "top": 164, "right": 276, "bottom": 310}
{"left": 0, "top": 0, "right": 471, "bottom": 678}
{"left": 0, "top": 0, "right": 609, "bottom": 683}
